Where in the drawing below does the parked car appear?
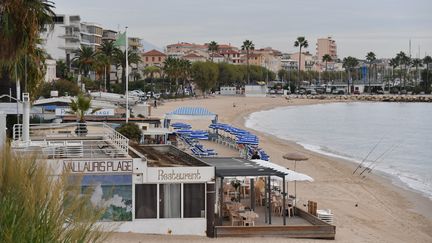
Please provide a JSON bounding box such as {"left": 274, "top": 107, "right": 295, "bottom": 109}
{"left": 306, "top": 89, "right": 317, "bottom": 95}
{"left": 353, "top": 90, "right": 360, "bottom": 95}
{"left": 332, "top": 89, "right": 345, "bottom": 95}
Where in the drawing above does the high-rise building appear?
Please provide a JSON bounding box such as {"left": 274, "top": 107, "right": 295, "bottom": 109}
{"left": 316, "top": 37, "right": 337, "bottom": 62}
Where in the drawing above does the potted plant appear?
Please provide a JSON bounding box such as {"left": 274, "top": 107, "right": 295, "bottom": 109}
{"left": 69, "top": 94, "right": 101, "bottom": 136}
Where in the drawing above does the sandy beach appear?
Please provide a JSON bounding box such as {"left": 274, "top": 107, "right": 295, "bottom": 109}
{"left": 108, "top": 96, "right": 432, "bottom": 243}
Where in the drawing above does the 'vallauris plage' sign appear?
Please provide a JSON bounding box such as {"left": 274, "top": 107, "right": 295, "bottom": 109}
{"left": 63, "top": 159, "right": 133, "bottom": 173}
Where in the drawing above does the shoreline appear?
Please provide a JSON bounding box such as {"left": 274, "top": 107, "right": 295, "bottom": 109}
{"left": 122, "top": 96, "right": 432, "bottom": 243}
{"left": 231, "top": 99, "right": 432, "bottom": 218}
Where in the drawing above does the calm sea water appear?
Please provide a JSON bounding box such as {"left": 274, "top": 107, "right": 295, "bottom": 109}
{"left": 245, "top": 102, "right": 432, "bottom": 199}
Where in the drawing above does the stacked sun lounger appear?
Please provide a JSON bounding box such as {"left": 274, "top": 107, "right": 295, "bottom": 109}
{"left": 172, "top": 123, "right": 217, "bottom": 157}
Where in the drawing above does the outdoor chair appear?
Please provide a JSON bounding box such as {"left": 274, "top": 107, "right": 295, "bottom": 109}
{"left": 230, "top": 212, "right": 243, "bottom": 226}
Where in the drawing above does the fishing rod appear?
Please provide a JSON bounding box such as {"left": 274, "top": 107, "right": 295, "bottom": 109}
{"left": 365, "top": 144, "right": 400, "bottom": 176}
{"left": 359, "top": 143, "right": 398, "bottom": 176}
{"left": 352, "top": 136, "right": 384, "bottom": 175}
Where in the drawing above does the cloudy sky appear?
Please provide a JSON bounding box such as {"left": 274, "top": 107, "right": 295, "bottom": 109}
{"left": 53, "top": 0, "right": 432, "bottom": 59}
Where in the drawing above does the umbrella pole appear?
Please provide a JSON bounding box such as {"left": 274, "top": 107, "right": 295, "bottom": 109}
{"left": 294, "top": 160, "right": 297, "bottom": 207}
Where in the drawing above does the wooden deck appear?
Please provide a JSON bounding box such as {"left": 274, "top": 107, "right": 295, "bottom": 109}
{"left": 215, "top": 208, "right": 336, "bottom": 239}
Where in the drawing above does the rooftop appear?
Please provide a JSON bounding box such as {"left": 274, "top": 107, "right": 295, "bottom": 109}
{"left": 131, "top": 145, "right": 209, "bottom": 167}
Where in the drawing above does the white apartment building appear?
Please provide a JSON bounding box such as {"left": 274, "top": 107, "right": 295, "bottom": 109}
{"left": 40, "top": 14, "right": 103, "bottom": 62}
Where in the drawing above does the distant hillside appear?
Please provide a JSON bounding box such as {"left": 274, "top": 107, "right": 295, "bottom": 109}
{"left": 141, "top": 40, "right": 163, "bottom": 52}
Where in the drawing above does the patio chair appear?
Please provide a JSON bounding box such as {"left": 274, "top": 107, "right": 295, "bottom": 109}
{"left": 230, "top": 212, "right": 242, "bottom": 226}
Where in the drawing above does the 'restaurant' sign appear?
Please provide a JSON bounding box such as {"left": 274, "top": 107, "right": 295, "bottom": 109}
{"left": 147, "top": 167, "right": 214, "bottom": 183}
{"left": 63, "top": 159, "right": 133, "bottom": 174}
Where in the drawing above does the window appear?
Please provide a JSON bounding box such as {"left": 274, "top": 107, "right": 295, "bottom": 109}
{"left": 145, "top": 57, "right": 148, "bottom": 62}
{"left": 158, "top": 57, "right": 161, "bottom": 62}
{"left": 159, "top": 184, "right": 181, "bottom": 218}
{"left": 135, "top": 184, "right": 157, "bottom": 218}
{"left": 183, "top": 183, "right": 205, "bottom": 218}
{"left": 152, "top": 57, "right": 155, "bottom": 62}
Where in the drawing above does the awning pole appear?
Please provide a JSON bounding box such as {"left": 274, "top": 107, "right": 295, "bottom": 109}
{"left": 282, "top": 176, "right": 286, "bottom": 225}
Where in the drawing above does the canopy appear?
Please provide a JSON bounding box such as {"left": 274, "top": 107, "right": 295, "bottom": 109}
{"left": 251, "top": 159, "right": 314, "bottom": 182}
{"left": 165, "top": 107, "right": 217, "bottom": 121}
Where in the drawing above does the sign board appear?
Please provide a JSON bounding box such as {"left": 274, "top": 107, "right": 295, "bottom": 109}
{"left": 55, "top": 108, "right": 115, "bottom": 116}
{"left": 63, "top": 159, "right": 133, "bottom": 174}
{"left": 147, "top": 167, "right": 214, "bottom": 183}
{"left": 0, "top": 103, "right": 23, "bottom": 114}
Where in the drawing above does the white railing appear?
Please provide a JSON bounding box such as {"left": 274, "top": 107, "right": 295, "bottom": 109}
{"left": 11, "top": 122, "right": 129, "bottom": 158}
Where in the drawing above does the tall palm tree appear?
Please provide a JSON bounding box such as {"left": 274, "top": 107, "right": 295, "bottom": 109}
{"left": 366, "top": 52, "right": 376, "bottom": 94}
{"left": 114, "top": 49, "right": 141, "bottom": 89}
{"left": 0, "top": 0, "right": 55, "bottom": 64}
{"left": 0, "top": 0, "right": 54, "bottom": 96}
{"left": 143, "top": 65, "right": 161, "bottom": 92}
{"left": 73, "top": 46, "right": 97, "bottom": 78}
{"left": 396, "top": 51, "right": 410, "bottom": 89}
{"left": 294, "top": 37, "right": 308, "bottom": 89}
{"left": 98, "top": 40, "right": 119, "bottom": 91}
{"left": 241, "top": 40, "right": 255, "bottom": 84}
{"left": 411, "top": 58, "right": 423, "bottom": 86}
{"left": 179, "top": 59, "right": 192, "bottom": 94}
{"left": 322, "top": 54, "right": 332, "bottom": 72}
{"left": 342, "top": 56, "right": 359, "bottom": 94}
{"left": 423, "top": 56, "right": 432, "bottom": 91}
{"left": 389, "top": 57, "right": 399, "bottom": 88}
{"left": 163, "top": 57, "right": 183, "bottom": 92}
{"left": 208, "top": 41, "right": 219, "bottom": 62}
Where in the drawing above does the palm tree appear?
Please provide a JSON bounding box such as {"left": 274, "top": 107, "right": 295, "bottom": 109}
{"left": 322, "top": 54, "right": 332, "bottom": 84}
{"left": 114, "top": 49, "right": 141, "bottom": 90}
{"left": 0, "top": 0, "right": 55, "bottom": 64}
{"left": 163, "top": 57, "right": 183, "bottom": 93}
{"left": 241, "top": 40, "right": 255, "bottom": 84}
{"left": 56, "top": 60, "right": 68, "bottom": 79}
{"left": 366, "top": 52, "right": 376, "bottom": 94}
{"left": 389, "top": 57, "right": 399, "bottom": 89}
{"left": 143, "top": 66, "right": 161, "bottom": 92}
{"left": 294, "top": 37, "right": 308, "bottom": 89}
{"left": 411, "top": 58, "right": 423, "bottom": 86}
{"left": 208, "top": 41, "right": 219, "bottom": 62}
{"left": 73, "top": 46, "right": 97, "bottom": 78}
{"left": 423, "top": 56, "right": 432, "bottom": 91}
{"left": 179, "top": 59, "right": 192, "bottom": 94}
{"left": 342, "top": 56, "right": 359, "bottom": 94}
{"left": 0, "top": 0, "right": 54, "bottom": 96}
{"left": 98, "top": 40, "right": 119, "bottom": 91}
{"left": 396, "top": 51, "right": 410, "bottom": 89}
{"left": 69, "top": 94, "right": 101, "bottom": 136}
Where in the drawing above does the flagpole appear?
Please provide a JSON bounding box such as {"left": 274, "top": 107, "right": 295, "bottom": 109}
{"left": 125, "top": 26, "right": 129, "bottom": 123}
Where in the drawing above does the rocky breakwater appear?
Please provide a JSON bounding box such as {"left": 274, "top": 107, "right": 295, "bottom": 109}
{"left": 292, "top": 94, "right": 432, "bottom": 103}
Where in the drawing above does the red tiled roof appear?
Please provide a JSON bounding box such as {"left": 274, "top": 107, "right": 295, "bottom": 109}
{"left": 143, "top": 49, "right": 166, "bottom": 56}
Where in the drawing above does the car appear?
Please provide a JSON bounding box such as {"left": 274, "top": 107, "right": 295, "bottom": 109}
{"left": 269, "top": 89, "right": 276, "bottom": 94}
{"left": 332, "top": 89, "right": 345, "bottom": 95}
{"left": 353, "top": 90, "right": 360, "bottom": 95}
{"left": 376, "top": 90, "right": 384, "bottom": 95}
{"left": 306, "top": 89, "right": 317, "bottom": 95}
{"left": 298, "top": 89, "right": 306, "bottom": 95}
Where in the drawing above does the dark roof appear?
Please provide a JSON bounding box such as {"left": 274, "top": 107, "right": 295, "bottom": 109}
{"left": 201, "top": 157, "right": 286, "bottom": 177}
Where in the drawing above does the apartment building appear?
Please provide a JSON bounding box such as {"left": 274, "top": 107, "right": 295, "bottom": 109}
{"left": 102, "top": 29, "right": 117, "bottom": 42}
{"left": 290, "top": 52, "right": 315, "bottom": 71}
{"left": 316, "top": 37, "right": 337, "bottom": 63}
{"left": 166, "top": 42, "right": 207, "bottom": 58}
{"left": 80, "top": 22, "right": 103, "bottom": 49}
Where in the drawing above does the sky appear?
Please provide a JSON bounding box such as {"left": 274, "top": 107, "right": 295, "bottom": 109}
{"left": 53, "top": 0, "right": 432, "bottom": 59}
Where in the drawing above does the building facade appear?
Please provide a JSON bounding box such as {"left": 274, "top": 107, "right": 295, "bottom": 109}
{"left": 142, "top": 49, "right": 167, "bottom": 67}
{"left": 316, "top": 37, "right": 337, "bottom": 63}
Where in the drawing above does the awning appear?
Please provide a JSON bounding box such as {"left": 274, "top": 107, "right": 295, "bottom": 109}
{"left": 165, "top": 107, "right": 217, "bottom": 120}
{"left": 142, "top": 128, "right": 172, "bottom": 136}
{"left": 251, "top": 159, "right": 314, "bottom": 182}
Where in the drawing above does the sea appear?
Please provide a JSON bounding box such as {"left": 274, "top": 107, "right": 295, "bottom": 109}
{"left": 245, "top": 102, "right": 432, "bottom": 200}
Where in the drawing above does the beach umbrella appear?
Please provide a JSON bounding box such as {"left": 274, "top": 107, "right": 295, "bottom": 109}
{"left": 282, "top": 152, "right": 309, "bottom": 206}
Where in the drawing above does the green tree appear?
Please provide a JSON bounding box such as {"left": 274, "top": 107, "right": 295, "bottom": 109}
{"left": 389, "top": 57, "right": 399, "bottom": 88}
{"left": 114, "top": 49, "right": 141, "bottom": 90}
{"left": 116, "top": 123, "right": 141, "bottom": 142}
{"left": 342, "top": 56, "right": 359, "bottom": 94}
{"left": 56, "top": 60, "right": 68, "bottom": 79}
{"left": 241, "top": 40, "right": 255, "bottom": 84}
{"left": 98, "top": 40, "right": 120, "bottom": 91}
{"left": 366, "top": 52, "right": 376, "bottom": 94}
{"left": 208, "top": 41, "right": 219, "bottom": 62}
{"left": 411, "top": 58, "right": 423, "bottom": 86}
{"left": 396, "top": 51, "right": 410, "bottom": 89}
{"left": 191, "top": 61, "right": 219, "bottom": 96}
{"left": 294, "top": 36, "right": 308, "bottom": 89}
{"left": 423, "top": 55, "right": 432, "bottom": 92}
{"left": 73, "top": 46, "right": 97, "bottom": 78}
{"left": 143, "top": 65, "right": 161, "bottom": 92}
{"left": 322, "top": 54, "right": 332, "bottom": 72}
